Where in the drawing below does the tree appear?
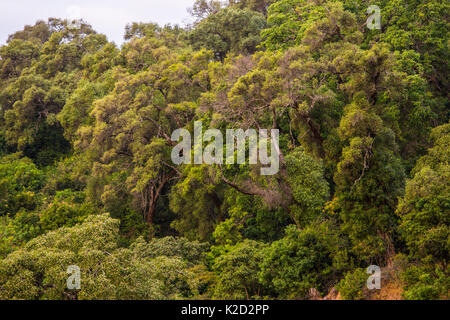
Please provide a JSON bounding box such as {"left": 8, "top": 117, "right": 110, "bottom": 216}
{"left": 397, "top": 123, "right": 449, "bottom": 264}
{"left": 334, "top": 92, "right": 406, "bottom": 264}
{"left": 259, "top": 222, "right": 346, "bottom": 299}
{"left": 0, "top": 154, "right": 44, "bottom": 216}
{"left": 170, "top": 165, "right": 225, "bottom": 241}
{"left": 189, "top": 0, "right": 224, "bottom": 21}
{"left": 7, "top": 20, "right": 51, "bottom": 44}
{"left": 79, "top": 41, "right": 212, "bottom": 229}
{"left": 285, "top": 148, "right": 330, "bottom": 227}
{"left": 189, "top": 7, "right": 267, "bottom": 60}
{"left": 0, "top": 214, "right": 204, "bottom": 299}
{"left": 0, "top": 19, "right": 108, "bottom": 166}
{"left": 0, "top": 1, "right": 448, "bottom": 301}
{"left": 213, "top": 239, "right": 267, "bottom": 299}
{"left": 382, "top": 0, "right": 450, "bottom": 94}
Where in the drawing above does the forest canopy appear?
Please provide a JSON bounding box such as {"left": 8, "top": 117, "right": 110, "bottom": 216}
{"left": 0, "top": 0, "right": 448, "bottom": 300}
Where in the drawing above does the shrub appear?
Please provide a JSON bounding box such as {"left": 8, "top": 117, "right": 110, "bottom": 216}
{"left": 337, "top": 268, "right": 368, "bottom": 300}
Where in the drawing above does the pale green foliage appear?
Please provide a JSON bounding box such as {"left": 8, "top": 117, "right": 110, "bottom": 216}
{"left": 397, "top": 123, "right": 450, "bottom": 263}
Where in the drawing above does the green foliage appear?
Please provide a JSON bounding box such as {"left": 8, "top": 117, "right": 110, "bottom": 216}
{"left": 228, "top": 0, "right": 276, "bottom": 16}
{"left": 170, "top": 165, "right": 224, "bottom": 241}
{"left": 259, "top": 223, "right": 347, "bottom": 299}
{"left": 0, "top": 214, "right": 204, "bottom": 299}
{"left": 189, "top": 7, "right": 267, "bottom": 60}
{"left": 143, "top": 236, "right": 209, "bottom": 266}
{"left": 213, "top": 239, "right": 267, "bottom": 299}
{"left": 262, "top": 0, "right": 357, "bottom": 50}
{"left": 401, "top": 265, "right": 449, "bottom": 300}
{"left": 38, "top": 190, "right": 95, "bottom": 233}
{"left": 58, "top": 80, "right": 114, "bottom": 142}
{"left": 0, "top": 216, "right": 21, "bottom": 258}
{"left": 0, "top": 154, "right": 45, "bottom": 216}
{"left": 397, "top": 123, "right": 450, "bottom": 263}
{"left": 0, "top": 0, "right": 448, "bottom": 300}
{"left": 336, "top": 268, "right": 367, "bottom": 300}
{"left": 213, "top": 190, "right": 290, "bottom": 244}
{"left": 0, "top": 19, "right": 104, "bottom": 165}
{"left": 285, "top": 148, "right": 330, "bottom": 227}
{"left": 382, "top": 0, "right": 450, "bottom": 93}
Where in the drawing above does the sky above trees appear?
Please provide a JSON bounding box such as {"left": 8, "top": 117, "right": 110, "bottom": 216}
{"left": 0, "top": 0, "right": 194, "bottom": 45}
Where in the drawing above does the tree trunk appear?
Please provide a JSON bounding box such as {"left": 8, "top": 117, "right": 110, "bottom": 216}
{"left": 145, "top": 171, "right": 175, "bottom": 226}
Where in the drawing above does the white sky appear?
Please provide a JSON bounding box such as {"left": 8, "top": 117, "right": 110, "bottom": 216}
{"left": 0, "top": 0, "right": 195, "bottom": 45}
